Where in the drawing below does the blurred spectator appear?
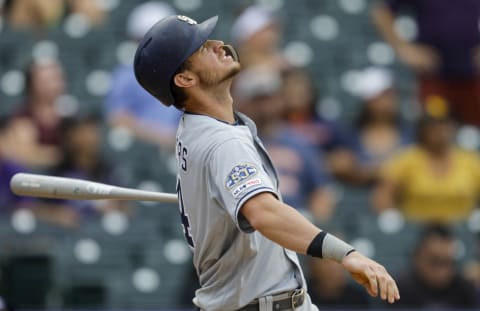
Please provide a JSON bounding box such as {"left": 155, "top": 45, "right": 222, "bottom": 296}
{"left": 392, "top": 224, "right": 478, "bottom": 308}
{"left": 307, "top": 257, "right": 369, "bottom": 308}
{"left": 104, "top": 1, "right": 181, "bottom": 149}
{"left": 374, "top": 106, "right": 480, "bottom": 223}
{"left": 10, "top": 58, "right": 65, "bottom": 168}
{"left": 234, "top": 67, "right": 335, "bottom": 221}
{"left": 282, "top": 68, "right": 348, "bottom": 152}
{"left": 0, "top": 117, "right": 32, "bottom": 213}
{"left": 21, "top": 58, "right": 64, "bottom": 145}
{"left": 372, "top": 0, "right": 480, "bottom": 126}
{"left": 63, "top": 116, "right": 125, "bottom": 209}
{"left": 282, "top": 67, "right": 378, "bottom": 184}
{"left": 230, "top": 5, "right": 290, "bottom": 71}
{"left": 3, "top": 0, "right": 63, "bottom": 34}
{"left": 33, "top": 115, "right": 127, "bottom": 227}
{"left": 352, "top": 67, "right": 412, "bottom": 170}
{"left": 3, "top": 0, "right": 106, "bottom": 35}
{"left": 68, "top": 0, "right": 106, "bottom": 26}
{"left": 55, "top": 116, "right": 105, "bottom": 178}
{"left": 53, "top": 115, "right": 125, "bottom": 214}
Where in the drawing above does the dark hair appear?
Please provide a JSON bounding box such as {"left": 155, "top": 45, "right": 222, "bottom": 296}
{"left": 355, "top": 98, "right": 401, "bottom": 130}
{"left": 415, "top": 114, "right": 454, "bottom": 145}
{"left": 59, "top": 114, "right": 100, "bottom": 135}
{"left": 281, "top": 67, "right": 319, "bottom": 116}
{"left": 0, "top": 116, "right": 11, "bottom": 132}
{"left": 2, "top": 0, "right": 14, "bottom": 15}
{"left": 170, "top": 60, "right": 192, "bottom": 110}
{"left": 53, "top": 114, "right": 107, "bottom": 180}
{"left": 23, "top": 59, "right": 62, "bottom": 97}
{"left": 23, "top": 60, "right": 35, "bottom": 96}
{"left": 414, "top": 224, "right": 454, "bottom": 254}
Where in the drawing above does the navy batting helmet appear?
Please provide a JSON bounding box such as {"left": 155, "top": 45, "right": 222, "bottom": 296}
{"left": 134, "top": 15, "right": 218, "bottom": 106}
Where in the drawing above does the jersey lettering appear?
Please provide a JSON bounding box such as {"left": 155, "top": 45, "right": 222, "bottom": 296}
{"left": 177, "top": 141, "right": 188, "bottom": 172}
{"left": 176, "top": 179, "right": 194, "bottom": 248}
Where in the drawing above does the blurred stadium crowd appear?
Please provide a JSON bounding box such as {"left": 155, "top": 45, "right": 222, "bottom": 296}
{"left": 0, "top": 0, "right": 479, "bottom": 310}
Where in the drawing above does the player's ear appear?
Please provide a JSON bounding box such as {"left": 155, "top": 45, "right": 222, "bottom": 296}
{"left": 173, "top": 71, "right": 196, "bottom": 89}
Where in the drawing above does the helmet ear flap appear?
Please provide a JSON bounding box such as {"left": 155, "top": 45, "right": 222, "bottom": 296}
{"left": 222, "top": 45, "right": 240, "bottom": 63}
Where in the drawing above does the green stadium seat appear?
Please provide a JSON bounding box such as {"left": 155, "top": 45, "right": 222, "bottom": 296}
{"left": 0, "top": 254, "right": 53, "bottom": 309}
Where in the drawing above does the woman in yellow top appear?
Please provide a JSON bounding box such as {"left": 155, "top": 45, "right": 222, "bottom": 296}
{"left": 373, "top": 114, "right": 480, "bottom": 223}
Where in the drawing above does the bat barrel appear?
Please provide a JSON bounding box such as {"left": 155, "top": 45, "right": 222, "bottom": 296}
{"left": 10, "top": 173, "right": 96, "bottom": 199}
{"left": 10, "top": 173, "right": 178, "bottom": 204}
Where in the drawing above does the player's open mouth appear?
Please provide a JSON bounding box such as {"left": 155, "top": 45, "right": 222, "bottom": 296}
{"left": 221, "top": 45, "right": 239, "bottom": 62}
{"left": 218, "top": 51, "right": 233, "bottom": 64}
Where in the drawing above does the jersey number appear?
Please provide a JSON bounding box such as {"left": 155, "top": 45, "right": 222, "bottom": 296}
{"left": 176, "top": 180, "right": 195, "bottom": 248}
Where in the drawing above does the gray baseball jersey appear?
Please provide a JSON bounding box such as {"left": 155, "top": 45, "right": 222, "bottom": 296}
{"left": 175, "top": 112, "right": 318, "bottom": 311}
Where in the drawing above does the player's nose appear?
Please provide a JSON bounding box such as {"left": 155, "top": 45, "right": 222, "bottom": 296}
{"left": 211, "top": 40, "right": 225, "bottom": 53}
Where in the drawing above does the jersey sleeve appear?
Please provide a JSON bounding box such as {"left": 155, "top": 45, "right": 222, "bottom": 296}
{"left": 208, "top": 138, "right": 278, "bottom": 233}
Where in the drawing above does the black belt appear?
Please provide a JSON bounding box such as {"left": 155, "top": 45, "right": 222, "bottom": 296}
{"left": 238, "top": 288, "right": 305, "bottom": 311}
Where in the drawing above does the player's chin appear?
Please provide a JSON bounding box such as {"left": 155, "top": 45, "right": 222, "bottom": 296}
{"left": 230, "top": 62, "right": 241, "bottom": 74}
{"left": 220, "top": 64, "right": 241, "bottom": 82}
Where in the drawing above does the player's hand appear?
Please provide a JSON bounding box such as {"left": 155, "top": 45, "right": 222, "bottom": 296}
{"left": 397, "top": 42, "right": 440, "bottom": 74}
{"left": 341, "top": 251, "right": 400, "bottom": 304}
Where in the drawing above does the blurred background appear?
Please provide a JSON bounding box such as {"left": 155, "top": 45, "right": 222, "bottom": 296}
{"left": 0, "top": 0, "right": 479, "bottom": 310}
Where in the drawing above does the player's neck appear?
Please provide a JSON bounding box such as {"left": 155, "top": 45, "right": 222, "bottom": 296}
{"left": 185, "top": 89, "right": 235, "bottom": 124}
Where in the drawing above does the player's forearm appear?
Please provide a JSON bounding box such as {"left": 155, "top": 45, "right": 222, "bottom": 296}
{"left": 242, "top": 193, "right": 321, "bottom": 254}
{"left": 242, "top": 192, "right": 355, "bottom": 262}
{"left": 257, "top": 203, "right": 322, "bottom": 254}
{"left": 371, "top": 3, "right": 406, "bottom": 50}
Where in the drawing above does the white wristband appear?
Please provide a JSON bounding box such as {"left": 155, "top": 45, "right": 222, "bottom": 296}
{"left": 322, "top": 233, "right": 355, "bottom": 263}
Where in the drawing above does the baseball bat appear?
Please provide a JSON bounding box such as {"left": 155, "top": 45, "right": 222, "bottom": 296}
{"left": 10, "top": 173, "right": 178, "bottom": 204}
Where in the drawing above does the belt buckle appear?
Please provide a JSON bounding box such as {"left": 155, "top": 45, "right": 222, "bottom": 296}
{"left": 291, "top": 288, "right": 304, "bottom": 309}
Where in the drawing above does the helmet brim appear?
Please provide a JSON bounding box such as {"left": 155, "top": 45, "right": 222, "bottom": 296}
{"left": 181, "top": 16, "right": 219, "bottom": 68}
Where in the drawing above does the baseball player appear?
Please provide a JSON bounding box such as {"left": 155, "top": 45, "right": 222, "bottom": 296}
{"left": 134, "top": 15, "right": 400, "bottom": 310}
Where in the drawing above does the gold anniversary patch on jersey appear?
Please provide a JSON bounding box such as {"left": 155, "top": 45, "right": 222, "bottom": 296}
{"left": 225, "top": 163, "right": 258, "bottom": 189}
